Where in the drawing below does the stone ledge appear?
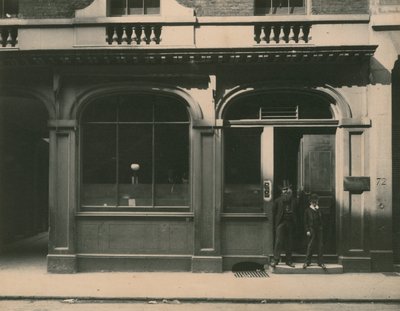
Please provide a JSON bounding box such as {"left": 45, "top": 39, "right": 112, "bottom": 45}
{"left": 268, "top": 263, "right": 343, "bottom": 274}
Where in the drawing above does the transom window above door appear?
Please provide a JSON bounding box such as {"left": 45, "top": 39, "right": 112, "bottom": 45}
{"left": 109, "top": 0, "right": 160, "bottom": 16}
{"left": 254, "top": 0, "right": 306, "bottom": 15}
{"left": 225, "top": 92, "right": 333, "bottom": 121}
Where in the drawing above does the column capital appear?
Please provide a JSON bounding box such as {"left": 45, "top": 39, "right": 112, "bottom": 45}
{"left": 48, "top": 119, "right": 77, "bottom": 130}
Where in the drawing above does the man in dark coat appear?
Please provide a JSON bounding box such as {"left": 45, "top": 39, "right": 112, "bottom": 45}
{"left": 303, "top": 193, "right": 326, "bottom": 270}
{"left": 271, "top": 180, "right": 297, "bottom": 268}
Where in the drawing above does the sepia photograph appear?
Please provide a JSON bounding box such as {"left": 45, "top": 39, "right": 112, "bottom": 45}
{"left": 0, "top": 0, "right": 399, "bottom": 310}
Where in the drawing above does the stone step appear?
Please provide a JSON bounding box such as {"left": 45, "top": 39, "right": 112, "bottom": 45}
{"left": 267, "top": 263, "right": 343, "bottom": 274}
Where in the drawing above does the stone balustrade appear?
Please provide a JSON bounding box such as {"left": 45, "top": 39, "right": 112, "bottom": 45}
{"left": 0, "top": 26, "right": 18, "bottom": 48}
{"left": 106, "top": 24, "right": 162, "bottom": 45}
{"left": 254, "top": 23, "right": 311, "bottom": 44}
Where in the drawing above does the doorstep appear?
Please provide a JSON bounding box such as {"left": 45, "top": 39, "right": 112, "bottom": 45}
{"left": 268, "top": 263, "right": 343, "bottom": 274}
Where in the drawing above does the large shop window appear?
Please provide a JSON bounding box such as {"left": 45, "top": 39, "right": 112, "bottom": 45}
{"left": 1, "top": 0, "right": 18, "bottom": 18}
{"left": 254, "top": 0, "right": 306, "bottom": 15}
{"left": 109, "top": 0, "right": 160, "bottom": 16}
{"left": 81, "top": 94, "right": 189, "bottom": 210}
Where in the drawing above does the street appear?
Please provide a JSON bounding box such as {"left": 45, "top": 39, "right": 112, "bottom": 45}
{"left": 0, "top": 301, "right": 399, "bottom": 311}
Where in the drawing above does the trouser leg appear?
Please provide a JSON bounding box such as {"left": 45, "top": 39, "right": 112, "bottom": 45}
{"left": 317, "top": 228, "right": 324, "bottom": 265}
{"left": 274, "top": 222, "right": 286, "bottom": 263}
{"left": 305, "top": 229, "right": 316, "bottom": 264}
{"left": 285, "top": 222, "right": 294, "bottom": 263}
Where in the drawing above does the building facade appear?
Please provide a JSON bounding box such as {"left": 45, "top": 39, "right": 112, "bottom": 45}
{"left": 0, "top": 0, "right": 399, "bottom": 273}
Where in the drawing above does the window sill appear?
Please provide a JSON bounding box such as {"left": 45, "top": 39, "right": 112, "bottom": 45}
{"left": 221, "top": 212, "right": 268, "bottom": 219}
{"left": 76, "top": 211, "right": 194, "bottom": 218}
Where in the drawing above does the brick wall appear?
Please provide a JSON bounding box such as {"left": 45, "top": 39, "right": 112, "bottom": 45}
{"left": 178, "top": 0, "right": 369, "bottom": 16}
{"left": 312, "top": 0, "right": 369, "bottom": 15}
{"left": 19, "top": 0, "right": 94, "bottom": 19}
{"left": 16, "top": 0, "right": 369, "bottom": 18}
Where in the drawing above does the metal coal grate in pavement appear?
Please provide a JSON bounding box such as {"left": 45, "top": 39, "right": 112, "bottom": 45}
{"left": 382, "top": 272, "right": 400, "bottom": 277}
{"left": 234, "top": 270, "right": 269, "bottom": 278}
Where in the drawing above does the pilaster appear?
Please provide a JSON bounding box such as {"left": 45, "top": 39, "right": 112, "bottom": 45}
{"left": 47, "top": 119, "right": 78, "bottom": 273}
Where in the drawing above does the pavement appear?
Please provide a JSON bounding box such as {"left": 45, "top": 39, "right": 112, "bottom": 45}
{"left": 1, "top": 232, "right": 400, "bottom": 303}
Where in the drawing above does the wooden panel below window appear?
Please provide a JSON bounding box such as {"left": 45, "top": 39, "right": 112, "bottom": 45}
{"left": 77, "top": 219, "right": 193, "bottom": 254}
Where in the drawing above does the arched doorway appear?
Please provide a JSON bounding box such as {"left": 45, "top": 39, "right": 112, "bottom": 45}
{"left": 219, "top": 89, "right": 339, "bottom": 267}
{"left": 0, "top": 94, "right": 49, "bottom": 265}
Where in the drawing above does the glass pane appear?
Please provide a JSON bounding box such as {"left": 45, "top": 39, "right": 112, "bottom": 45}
{"left": 81, "top": 97, "right": 117, "bottom": 123}
{"left": 224, "top": 100, "right": 260, "bottom": 120}
{"left": 3, "top": 0, "right": 18, "bottom": 17}
{"left": 82, "top": 124, "right": 117, "bottom": 206}
{"left": 128, "top": 0, "right": 143, "bottom": 14}
{"left": 255, "top": 0, "right": 272, "bottom": 15}
{"left": 118, "top": 124, "right": 153, "bottom": 206}
{"left": 224, "top": 128, "right": 262, "bottom": 211}
{"left": 118, "top": 94, "right": 153, "bottom": 122}
{"left": 290, "top": 0, "right": 305, "bottom": 14}
{"left": 145, "top": 0, "right": 160, "bottom": 14}
{"left": 154, "top": 96, "right": 189, "bottom": 122}
{"left": 273, "top": 0, "right": 289, "bottom": 14}
{"left": 110, "top": 0, "right": 126, "bottom": 16}
{"left": 154, "top": 124, "right": 189, "bottom": 206}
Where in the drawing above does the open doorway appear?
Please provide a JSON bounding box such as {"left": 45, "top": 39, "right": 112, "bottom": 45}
{"left": 0, "top": 95, "right": 49, "bottom": 266}
{"left": 274, "top": 127, "right": 337, "bottom": 255}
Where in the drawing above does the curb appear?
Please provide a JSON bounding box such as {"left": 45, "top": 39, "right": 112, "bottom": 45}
{"left": 1, "top": 297, "right": 400, "bottom": 304}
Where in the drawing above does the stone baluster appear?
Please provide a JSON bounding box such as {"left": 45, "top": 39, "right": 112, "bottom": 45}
{"left": 106, "top": 26, "right": 114, "bottom": 45}
{"left": 144, "top": 25, "right": 152, "bottom": 44}
{"left": 140, "top": 25, "right": 147, "bottom": 44}
{"left": 121, "top": 26, "right": 129, "bottom": 44}
{"left": 283, "top": 25, "right": 291, "bottom": 43}
{"left": 288, "top": 25, "right": 296, "bottom": 44}
{"left": 254, "top": 25, "right": 262, "bottom": 44}
{"left": 292, "top": 25, "right": 300, "bottom": 43}
{"left": 0, "top": 29, "right": 6, "bottom": 47}
{"left": 153, "top": 26, "right": 162, "bottom": 44}
{"left": 112, "top": 26, "right": 119, "bottom": 44}
{"left": 132, "top": 25, "right": 142, "bottom": 44}
{"left": 300, "top": 24, "right": 311, "bottom": 43}
{"left": 263, "top": 25, "right": 272, "bottom": 44}
{"left": 269, "top": 25, "right": 275, "bottom": 43}
{"left": 273, "top": 24, "right": 281, "bottom": 43}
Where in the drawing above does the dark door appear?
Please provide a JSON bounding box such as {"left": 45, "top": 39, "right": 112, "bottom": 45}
{"left": 298, "top": 134, "right": 336, "bottom": 254}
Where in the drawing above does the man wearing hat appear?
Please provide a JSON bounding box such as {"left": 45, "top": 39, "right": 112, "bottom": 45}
{"left": 303, "top": 193, "right": 327, "bottom": 270}
{"left": 271, "top": 180, "right": 297, "bottom": 268}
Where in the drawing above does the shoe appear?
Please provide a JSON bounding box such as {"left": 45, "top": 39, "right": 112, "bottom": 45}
{"left": 302, "top": 263, "right": 308, "bottom": 269}
{"left": 270, "top": 261, "right": 276, "bottom": 268}
{"left": 318, "top": 263, "right": 327, "bottom": 270}
{"left": 286, "top": 262, "right": 295, "bottom": 268}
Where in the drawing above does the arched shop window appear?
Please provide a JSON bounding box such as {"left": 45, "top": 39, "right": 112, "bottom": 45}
{"left": 109, "top": 0, "right": 160, "bottom": 16}
{"left": 81, "top": 93, "right": 190, "bottom": 211}
{"left": 223, "top": 92, "right": 333, "bottom": 212}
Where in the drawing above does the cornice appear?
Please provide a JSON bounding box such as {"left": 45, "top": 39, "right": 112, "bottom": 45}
{"left": 0, "top": 45, "right": 377, "bottom": 67}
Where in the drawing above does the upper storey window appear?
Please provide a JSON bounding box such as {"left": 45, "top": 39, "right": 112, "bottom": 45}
{"left": 255, "top": 0, "right": 306, "bottom": 15}
{"left": 109, "top": 0, "right": 160, "bottom": 16}
{"left": 0, "top": 0, "right": 18, "bottom": 18}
